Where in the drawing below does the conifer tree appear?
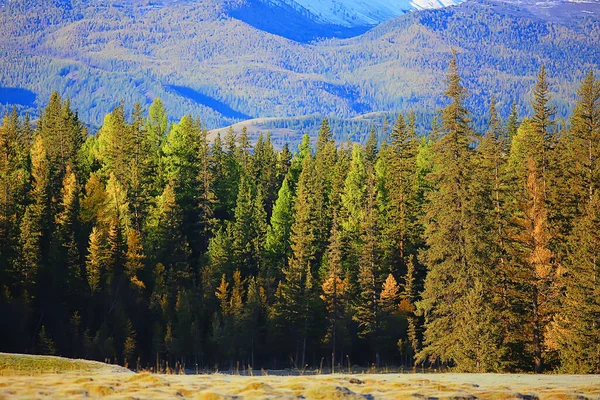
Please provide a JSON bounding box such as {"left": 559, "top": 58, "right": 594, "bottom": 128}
{"left": 238, "top": 126, "right": 251, "bottom": 171}
{"left": 274, "top": 155, "right": 319, "bottom": 367}
{"left": 313, "top": 119, "right": 337, "bottom": 263}
{"left": 320, "top": 213, "right": 347, "bottom": 371}
{"left": 53, "top": 166, "right": 82, "bottom": 296}
{"left": 162, "top": 115, "right": 202, "bottom": 206}
{"left": 507, "top": 119, "right": 558, "bottom": 372}
{"left": 20, "top": 135, "right": 50, "bottom": 291}
{"left": 288, "top": 134, "right": 311, "bottom": 191}
{"left": 565, "top": 70, "right": 600, "bottom": 211}
{"left": 243, "top": 277, "right": 266, "bottom": 368}
{"left": 197, "top": 126, "right": 216, "bottom": 254}
{"left": 341, "top": 144, "right": 367, "bottom": 267}
{"left": 376, "top": 114, "right": 419, "bottom": 277}
{"left": 401, "top": 255, "right": 419, "bottom": 361}
{"left": 96, "top": 104, "right": 133, "bottom": 188}
{"left": 265, "top": 177, "right": 294, "bottom": 282}
{"left": 417, "top": 53, "right": 503, "bottom": 371}
{"left": 379, "top": 274, "right": 400, "bottom": 316}
{"left": 37, "top": 93, "right": 85, "bottom": 199}
{"left": 554, "top": 193, "right": 600, "bottom": 373}
{"left": 532, "top": 65, "right": 557, "bottom": 174}
{"left": 86, "top": 227, "right": 106, "bottom": 292}
{"left": 364, "top": 126, "right": 378, "bottom": 168}
{"left": 276, "top": 143, "right": 292, "bottom": 188}
{"left": 125, "top": 229, "right": 145, "bottom": 289}
{"left": 354, "top": 163, "right": 385, "bottom": 362}
{"left": 145, "top": 98, "right": 168, "bottom": 195}
{"left": 80, "top": 173, "right": 107, "bottom": 228}
{"left": 146, "top": 181, "right": 191, "bottom": 291}
{"left": 203, "top": 226, "right": 234, "bottom": 299}
{"left": 231, "top": 178, "right": 266, "bottom": 278}
{"left": 506, "top": 101, "right": 520, "bottom": 140}
{"left": 0, "top": 109, "right": 27, "bottom": 283}
{"left": 471, "top": 96, "right": 512, "bottom": 366}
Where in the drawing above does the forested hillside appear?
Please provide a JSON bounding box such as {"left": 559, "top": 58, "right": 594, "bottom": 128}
{"left": 0, "top": 0, "right": 599, "bottom": 132}
{"left": 1, "top": 56, "right": 599, "bottom": 373}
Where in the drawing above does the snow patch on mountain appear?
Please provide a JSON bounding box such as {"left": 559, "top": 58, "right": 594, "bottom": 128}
{"left": 276, "top": 0, "right": 464, "bottom": 27}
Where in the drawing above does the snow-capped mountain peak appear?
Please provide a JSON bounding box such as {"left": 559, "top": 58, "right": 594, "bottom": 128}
{"left": 269, "top": 0, "right": 464, "bottom": 27}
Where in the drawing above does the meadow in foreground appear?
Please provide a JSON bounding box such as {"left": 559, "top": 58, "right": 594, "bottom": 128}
{"left": 2, "top": 353, "right": 600, "bottom": 399}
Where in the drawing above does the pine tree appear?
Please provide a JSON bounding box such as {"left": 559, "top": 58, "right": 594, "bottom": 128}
{"left": 506, "top": 118, "right": 558, "bottom": 371}
{"left": 565, "top": 70, "right": 600, "bottom": 212}
{"left": 250, "top": 133, "right": 278, "bottom": 216}
{"left": 379, "top": 273, "right": 401, "bottom": 357}
{"left": 238, "top": 126, "right": 251, "bottom": 171}
{"left": 274, "top": 155, "right": 319, "bottom": 367}
{"left": 288, "top": 134, "right": 311, "bottom": 191}
{"left": 146, "top": 181, "right": 191, "bottom": 294}
{"left": 231, "top": 178, "right": 266, "bottom": 278}
{"left": 104, "top": 173, "right": 131, "bottom": 231}
{"left": 197, "top": 125, "right": 216, "bottom": 254}
{"left": 203, "top": 226, "right": 234, "bottom": 300}
{"left": 313, "top": 119, "right": 337, "bottom": 263}
{"left": 472, "top": 96, "right": 512, "bottom": 368}
{"left": 532, "top": 65, "right": 557, "bottom": 176}
{"left": 417, "top": 53, "right": 502, "bottom": 371}
{"left": 0, "top": 109, "right": 27, "bottom": 285}
{"left": 553, "top": 192, "right": 600, "bottom": 373}
{"left": 145, "top": 98, "right": 168, "bottom": 195}
{"left": 379, "top": 274, "right": 400, "bottom": 315}
{"left": 125, "top": 229, "right": 145, "bottom": 289}
{"left": 341, "top": 144, "right": 367, "bottom": 268}
{"left": 506, "top": 101, "right": 520, "bottom": 140}
{"left": 53, "top": 166, "right": 82, "bottom": 296}
{"left": 510, "top": 155, "right": 556, "bottom": 372}
{"left": 86, "top": 226, "right": 106, "bottom": 292}
{"left": 20, "top": 135, "right": 50, "bottom": 291}
{"left": 401, "top": 255, "right": 420, "bottom": 362}
{"left": 354, "top": 165, "right": 384, "bottom": 361}
{"left": 96, "top": 104, "right": 133, "bottom": 188}
{"left": 320, "top": 213, "right": 347, "bottom": 372}
{"left": 37, "top": 93, "right": 85, "bottom": 199}
{"left": 265, "top": 177, "right": 294, "bottom": 283}
{"left": 364, "top": 126, "right": 378, "bottom": 168}
{"left": 376, "top": 114, "right": 419, "bottom": 278}
{"left": 216, "top": 127, "right": 241, "bottom": 220}
{"left": 242, "top": 277, "right": 266, "bottom": 368}
{"left": 276, "top": 143, "right": 292, "bottom": 188}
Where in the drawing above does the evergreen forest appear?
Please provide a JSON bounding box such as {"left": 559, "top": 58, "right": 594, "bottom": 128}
{"left": 1, "top": 56, "right": 600, "bottom": 374}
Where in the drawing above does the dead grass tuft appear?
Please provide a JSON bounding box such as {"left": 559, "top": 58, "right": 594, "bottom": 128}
{"left": 127, "top": 372, "right": 167, "bottom": 386}
{"left": 239, "top": 382, "right": 274, "bottom": 392}
{"left": 195, "top": 391, "right": 234, "bottom": 400}
{"left": 305, "top": 384, "right": 365, "bottom": 399}
{"left": 73, "top": 377, "right": 94, "bottom": 383}
{"left": 83, "top": 383, "right": 115, "bottom": 396}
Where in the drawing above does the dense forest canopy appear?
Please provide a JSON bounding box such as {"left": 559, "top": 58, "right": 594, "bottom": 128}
{"left": 1, "top": 56, "right": 600, "bottom": 374}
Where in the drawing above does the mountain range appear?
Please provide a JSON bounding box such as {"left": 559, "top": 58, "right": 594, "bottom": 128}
{"left": 1, "top": 0, "right": 599, "bottom": 144}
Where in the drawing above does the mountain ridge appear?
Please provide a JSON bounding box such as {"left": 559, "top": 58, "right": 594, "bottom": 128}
{"left": 0, "top": 0, "right": 599, "bottom": 140}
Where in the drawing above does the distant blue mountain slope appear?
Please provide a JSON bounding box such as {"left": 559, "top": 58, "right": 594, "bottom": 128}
{"left": 0, "top": 0, "right": 598, "bottom": 136}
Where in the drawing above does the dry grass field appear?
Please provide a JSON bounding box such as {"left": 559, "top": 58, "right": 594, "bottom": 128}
{"left": 1, "top": 353, "right": 600, "bottom": 399}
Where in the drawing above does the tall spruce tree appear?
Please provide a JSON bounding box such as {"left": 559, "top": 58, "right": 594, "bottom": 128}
{"left": 417, "top": 53, "right": 503, "bottom": 371}
{"left": 273, "top": 155, "right": 318, "bottom": 368}
{"left": 553, "top": 190, "right": 600, "bottom": 373}
{"left": 20, "top": 135, "right": 50, "bottom": 292}
{"left": 320, "top": 212, "right": 347, "bottom": 372}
